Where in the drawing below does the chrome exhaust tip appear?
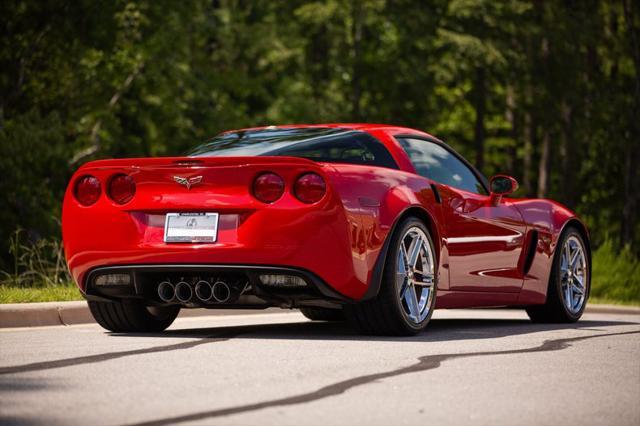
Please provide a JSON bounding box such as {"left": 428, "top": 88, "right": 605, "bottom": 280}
{"left": 212, "top": 280, "right": 231, "bottom": 303}
{"left": 194, "top": 280, "right": 213, "bottom": 302}
{"left": 175, "top": 281, "right": 193, "bottom": 303}
{"left": 158, "top": 281, "right": 175, "bottom": 302}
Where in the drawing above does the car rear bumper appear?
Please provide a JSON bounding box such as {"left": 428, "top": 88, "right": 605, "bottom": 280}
{"left": 83, "top": 264, "right": 353, "bottom": 307}
{"left": 63, "top": 208, "right": 370, "bottom": 300}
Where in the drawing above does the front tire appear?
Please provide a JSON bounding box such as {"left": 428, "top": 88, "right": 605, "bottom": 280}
{"left": 345, "top": 217, "right": 438, "bottom": 335}
{"left": 526, "top": 226, "right": 590, "bottom": 323}
{"left": 88, "top": 300, "right": 180, "bottom": 332}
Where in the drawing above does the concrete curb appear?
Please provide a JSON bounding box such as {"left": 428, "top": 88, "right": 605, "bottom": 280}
{"left": 0, "top": 301, "right": 89, "bottom": 328}
{"left": 0, "top": 301, "right": 260, "bottom": 328}
{"left": 0, "top": 300, "right": 638, "bottom": 329}
{"left": 584, "top": 304, "right": 640, "bottom": 315}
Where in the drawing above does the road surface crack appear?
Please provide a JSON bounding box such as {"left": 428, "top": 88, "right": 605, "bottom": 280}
{"left": 0, "top": 330, "right": 241, "bottom": 375}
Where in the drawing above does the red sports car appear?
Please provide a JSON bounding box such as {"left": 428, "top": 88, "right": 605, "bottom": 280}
{"left": 62, "top": 124, "right": 591, "bottom": 335}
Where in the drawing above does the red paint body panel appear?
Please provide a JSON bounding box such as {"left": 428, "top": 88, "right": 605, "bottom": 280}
{"left": 512, "top": 199, "right": 587, "bottom": 305}
{"left": 62, "top": 123, "right": 589, "bottom": 309}
{"left": 63, "top": 156, "right": 367, "bottom": 299}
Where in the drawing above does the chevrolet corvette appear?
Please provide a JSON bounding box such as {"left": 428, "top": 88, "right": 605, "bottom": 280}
{"left": 62, "top": 124, "right": 591, "bottom": 335}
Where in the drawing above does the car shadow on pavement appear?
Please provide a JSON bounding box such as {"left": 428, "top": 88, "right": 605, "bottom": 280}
{"left": 111, "top": 317, "right": 640, "bottom": 343}
{"left": 1, "top": 316, "right": 636, "bottom": 380}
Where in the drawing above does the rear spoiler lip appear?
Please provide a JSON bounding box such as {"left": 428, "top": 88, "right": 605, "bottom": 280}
{"left": 78, "top": 155, "right": 322, "bottom": 171}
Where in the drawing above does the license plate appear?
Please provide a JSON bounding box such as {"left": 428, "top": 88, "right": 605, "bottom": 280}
{"left": 164, "top": 213, "right": 219, "bottom": 243}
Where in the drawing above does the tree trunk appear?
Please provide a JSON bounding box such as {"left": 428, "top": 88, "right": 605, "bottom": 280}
{"left": 522, "top": 79, "right": 537, "bottom": 198}
{"left": 621, "top": 0, "right": 640, "bottom": 248}
{"left": 536, "top": 28, "right": 551, "bottom": 199}
{"left": 559, "top": 101, "right": 575, "bottom": 208}
{"left": 522, "top": 110, "right": 535, "bottom": 197}
{"left": 621, "top": 145, "right": 638, "bottom": 248}
{"left": 537, "top": 130, "right": 550, "bottom": 198}
{"left": 351, "top": 0, "right": 362, "bottom": 121}
{"left": 473, "top": 66, "right": 486, "bottom": 172}
{"left": 505, "top": 85, "right": 517, "bottom": 174}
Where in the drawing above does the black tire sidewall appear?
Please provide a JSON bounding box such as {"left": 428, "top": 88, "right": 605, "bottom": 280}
{"left": 89, "top": 300, "right": 179, "bottom": 332}
{"left": 552, "top": 228, "right": 589, "bottom": 321}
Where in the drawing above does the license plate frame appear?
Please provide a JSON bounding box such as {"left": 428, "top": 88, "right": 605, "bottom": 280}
{"left": 163, "top": 212, "right": 219, "bottom": 243}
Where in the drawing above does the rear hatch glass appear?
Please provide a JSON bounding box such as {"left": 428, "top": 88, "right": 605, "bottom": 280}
{"left": 188, "top": 127, "right": 398, "bottom": 169}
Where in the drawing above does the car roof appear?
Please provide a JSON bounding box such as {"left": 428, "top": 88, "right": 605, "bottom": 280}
{"left": 213, "top": 123, "right": 489, "bottom": 192}
{"left": 220, "top": 123, "right": 439, "bottom": 140}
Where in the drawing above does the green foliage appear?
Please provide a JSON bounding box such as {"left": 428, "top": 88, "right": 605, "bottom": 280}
{"left": 591, "top": 239, "right": 640, "bottom": 304}
{"left": 0, "top": 0, "right": 638, "bottom": 295}
{"left": 0, "top": 111, "right": 69, "bottom": 255}
{"left": 0, "top": 229, "right": 71, "bottom": 288}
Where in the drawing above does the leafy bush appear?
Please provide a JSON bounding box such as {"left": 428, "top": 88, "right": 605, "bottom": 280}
{"left": 591, "top": 239, "right": 640, "bottom": 304}
{"left": 0, "top": 229, "right": 71, "bottom": 288}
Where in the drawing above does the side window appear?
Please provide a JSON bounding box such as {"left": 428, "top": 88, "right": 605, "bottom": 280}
{"left": 397, "top": 137, "right": 487, "bottom": 195}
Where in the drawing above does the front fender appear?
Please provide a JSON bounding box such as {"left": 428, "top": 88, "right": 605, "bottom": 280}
{"left": 513, "top": 199, "right": 590, "bottom": 305}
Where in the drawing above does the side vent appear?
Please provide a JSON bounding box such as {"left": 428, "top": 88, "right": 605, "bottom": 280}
{"left": 430, "top": 183, "right": 442, "bottom": 204}
{"left": 522, "top": 230, "right": 539, "bottom": 275}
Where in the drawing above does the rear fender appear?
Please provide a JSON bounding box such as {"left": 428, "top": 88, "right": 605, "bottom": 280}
{"left": 360, "top": 184, "right": 443, "bottom": 301}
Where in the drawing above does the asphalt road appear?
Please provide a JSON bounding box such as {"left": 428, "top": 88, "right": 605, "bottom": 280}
{"left": 1, "top": 308, "right": 639, "bottom": 426}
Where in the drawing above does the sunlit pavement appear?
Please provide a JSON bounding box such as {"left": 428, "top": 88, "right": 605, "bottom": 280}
{"left": 1, "top": 308, "right": 639, "bottom": 426}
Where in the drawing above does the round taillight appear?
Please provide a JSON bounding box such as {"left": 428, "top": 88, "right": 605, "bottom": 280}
{"left": 294, "top": 173, "right": 326, "bottom": 204}
{"left": 74, "top": 175, "right": 101, "bottom": 206}
{"left": 252, "top": 172, "right": 284, "bottom": 203}
{"left": 108, "top": 174, "right": 136, "bottom": 204}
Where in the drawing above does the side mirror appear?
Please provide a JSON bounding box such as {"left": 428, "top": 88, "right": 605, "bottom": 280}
{"left": 490, "top": 175, "right": 518, "bottom": 203}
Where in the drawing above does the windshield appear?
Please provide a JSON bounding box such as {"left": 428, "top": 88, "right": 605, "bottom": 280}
{"left": 188, "top": 127, "right": 399, "bottom": 169}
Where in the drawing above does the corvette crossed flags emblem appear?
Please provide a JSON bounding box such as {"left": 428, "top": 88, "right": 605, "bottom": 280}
{"left": 173, "top": 175, "right": 203, "bottom": 190}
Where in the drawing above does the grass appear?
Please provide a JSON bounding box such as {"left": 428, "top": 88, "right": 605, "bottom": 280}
{"left": 0, "top": 229, "right": 80, "bottom": 303}
{"left": 0, "top": 283, "right": 82, "bottom": 304}
{"left": 588, "top": 297, "right": 640, "bottom": 307}
{"left": 590, "top": 239, "right": 640, "bottom": 305}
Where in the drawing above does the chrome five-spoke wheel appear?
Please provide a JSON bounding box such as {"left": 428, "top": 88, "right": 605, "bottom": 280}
{"left": 526, "top": 226, "right": 591, "bottom": 323}
{"left": 396, "top": 226, "right": 436, "bottom": 324}
{"left": 560, "top": 235, "right": 588, "bottom": 314}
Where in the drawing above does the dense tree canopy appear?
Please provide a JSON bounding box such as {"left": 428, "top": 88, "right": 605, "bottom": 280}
{"left": 1, "top": 0, "right": 638, "bottom": 270}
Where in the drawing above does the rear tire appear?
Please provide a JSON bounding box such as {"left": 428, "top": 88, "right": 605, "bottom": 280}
{"left": 88, "top": 300, "right": 180, "bottom": 332}
{"left": 526, "top": 226, "right": 590, "bottom": 323}
{"left": 345, "top": 217, "right": 437, "bottom": 336}
{"left": 300, "top": 307, "right": 344, "bottom": 321}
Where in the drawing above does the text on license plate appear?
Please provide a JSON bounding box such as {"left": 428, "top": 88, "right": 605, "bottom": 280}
{"left": 164, "top": 213, "right": 219, "bottom": 243}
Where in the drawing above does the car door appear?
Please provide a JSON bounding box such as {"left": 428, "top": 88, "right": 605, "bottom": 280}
{"left": 396, "top": 136, "right": 527, "bottom": 293}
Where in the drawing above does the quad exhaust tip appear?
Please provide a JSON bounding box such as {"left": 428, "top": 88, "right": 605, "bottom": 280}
{"left": 194, "top": 280, "right": 213, "bottom": 302}
{"left": 157, "top": 279, "right": 232, "bottom": 304}
{"left": 174, "top": 281, "right": 193, "bottom": 303}
{"left": 158, "top": 281, "right": 175, "bottom": 303}
{"left": 212, "top": 281, "right": 231, "bottom": 303}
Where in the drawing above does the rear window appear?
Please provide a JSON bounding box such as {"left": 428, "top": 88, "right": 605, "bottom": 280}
{"left": 188, "top": 127, "right": 399, "bottom": 169}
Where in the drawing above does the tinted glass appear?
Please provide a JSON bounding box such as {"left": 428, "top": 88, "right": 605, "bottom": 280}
{"left": 397, "top": 137, "right": 487, "bottom": 194}
{"left": 188, "top": 127, "right": 398, "bottom": 169}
